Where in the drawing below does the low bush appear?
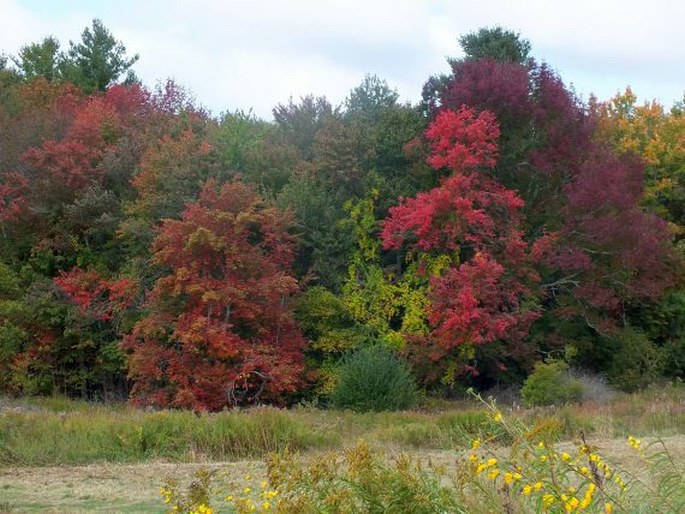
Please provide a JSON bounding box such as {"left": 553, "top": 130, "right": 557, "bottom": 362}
{"left": 329, "top": 345, "right": 419, "bottom": 412}
{"left": 521, "top": 360, "right": 584, "bottom": 407}
{"left": 608, "top": 327, "right": 665, "bottom": 392}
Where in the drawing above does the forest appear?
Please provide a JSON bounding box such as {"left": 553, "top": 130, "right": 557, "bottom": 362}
{"left": 0, "top": 21, "right": 683, "bottom": 412}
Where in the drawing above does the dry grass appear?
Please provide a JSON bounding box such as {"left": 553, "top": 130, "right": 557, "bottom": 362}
{"left": 1, "top": 435, "right": 683, "bottom": 513}
{"left": 0, "top": 460, "right": 262, "bottom": 513}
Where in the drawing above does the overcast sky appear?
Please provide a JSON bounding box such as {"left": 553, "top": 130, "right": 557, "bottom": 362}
{"left": 1, "top": 0, "right": 683, "bottom": 119}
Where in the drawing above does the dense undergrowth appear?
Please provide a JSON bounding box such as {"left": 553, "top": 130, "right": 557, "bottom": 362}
{"left": 158, "top": 391, "right": 685, "bottom": 513}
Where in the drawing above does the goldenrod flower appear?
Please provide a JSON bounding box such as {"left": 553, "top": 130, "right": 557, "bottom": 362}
{"left": 627, "top": 435, "right": 641, "bottom": 451}
{"left": 564, "top": 496, "right": 579, "bottom": 512}
{"left": 580, "top": 483, "right": 595, "bottom": 510}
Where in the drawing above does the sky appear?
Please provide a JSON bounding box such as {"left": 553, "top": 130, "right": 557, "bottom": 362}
{"left": 1, "top": 0, "right": 684, "bottom": 120}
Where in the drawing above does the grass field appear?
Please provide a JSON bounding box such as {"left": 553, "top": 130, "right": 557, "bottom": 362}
{"left": 0, "top": 384, "right": 683, "bottom": 512}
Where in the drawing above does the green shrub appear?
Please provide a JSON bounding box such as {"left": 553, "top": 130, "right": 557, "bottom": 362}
{"left": 521, "top": 360, "right": 583, "bottom": 407}
{"left": 608, "top": 327, "right": 664, "bottom": 392}
{"left": 329, "top": 345, "right": 419, "bottom": 412}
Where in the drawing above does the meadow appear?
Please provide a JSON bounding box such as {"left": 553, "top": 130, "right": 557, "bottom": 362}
{"left": 1, "top": 384, "right": 683, "bottom": 512}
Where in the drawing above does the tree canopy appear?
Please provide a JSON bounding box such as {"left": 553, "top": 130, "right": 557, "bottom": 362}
{"left": 0, "top": 21, "right": 681, "bottom": 407}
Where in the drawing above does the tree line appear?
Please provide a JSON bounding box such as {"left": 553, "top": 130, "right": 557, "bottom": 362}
{"left": 0, "top": 22, "right": 682, "bottom": 409}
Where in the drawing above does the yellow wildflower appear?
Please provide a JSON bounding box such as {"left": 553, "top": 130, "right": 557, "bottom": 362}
{"left": 580, "top": 483, "right": 595, "bottom": 510}
{"left": 522, "top": 484, "right": 533, "bottom": 495}
{"left": 543, "top": 493, "right": 555, "bottom": 507}
{"left": 504, "top": 472, "right": 514, "bottom": 484}
{"left": 487, "top": 468, "right": 500, "bottom": 480}
{"left": 561, "top": 452, "right": 571, "bottom": 461}
{"left": 605, "top": 502, "right": 613, "bottom": 514}
{"left": 472, "top": 438, "right": 481, "bottom": 450}
{"left": 534, "top": 482, "right": 543, "bottom": 491}
{"left": 244, "top": 487, "right": 252, "bottom": 494}
{"left": 512, "top": 472, "right": 522, "bottom": 481}
{"left": 493, "top": 412, "right": 503, "bottom": 422}
{"left": 538, "top": 441, "right": 545, "bottom": 449}
{"left": 627, "top": 435, "right": 641, "bottom": 451}
{"left": 262, "top": 501, "right": 271, "bottom": 510}
{"left": 487, "top": 458, "right": 498, "bottom": 467}
{"left": 260, "top": 481, "right": 268, "bottom": 488}
{"left": 476, "top": 463, "right": 487, "bottom": 475}
{"left": 565, "top": 496, "right": 579, "bottom": 512}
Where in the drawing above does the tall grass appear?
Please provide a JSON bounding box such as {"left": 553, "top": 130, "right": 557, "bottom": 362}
{"left": 1, "top": 383, "right": 683, "bottom": 467}
{"left": 0, "top": 406, "right": 338, "bottom": 466}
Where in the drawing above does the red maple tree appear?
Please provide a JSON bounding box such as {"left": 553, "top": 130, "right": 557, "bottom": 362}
{"left": 382, "top": 107, "right": 540, "bottom": 379}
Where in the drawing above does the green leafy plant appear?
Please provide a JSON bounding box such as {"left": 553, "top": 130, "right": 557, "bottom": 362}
{"left": 608, "top": 327, "right": 665, "bottom": 392}
{"left": 329, "top": 345, "right": 419, "bottom": 412}
{"left": 521, "top": 360, "right": 584, "bottom": 407}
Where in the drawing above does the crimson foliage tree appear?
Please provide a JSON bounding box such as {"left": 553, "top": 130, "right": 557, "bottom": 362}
{"left": 122, "top": 180, "right": 306, "bottom": 410}
{"left": 382, "top": 107, "right": 541, "bottom": 384}
{"left": 435, "top": 47, "right": 680, "bottom": 375}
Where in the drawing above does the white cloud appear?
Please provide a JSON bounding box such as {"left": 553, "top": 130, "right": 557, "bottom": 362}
{"left": 2, "top": 0, "right": 683, "bottom": 119}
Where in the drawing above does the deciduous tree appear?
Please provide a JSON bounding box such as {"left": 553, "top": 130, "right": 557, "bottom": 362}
{"left": 122, "top": 180, "right": 306, "bottom": 410}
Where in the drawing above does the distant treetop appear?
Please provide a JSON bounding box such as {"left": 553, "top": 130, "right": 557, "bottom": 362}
{"left": 458, "top": 26, "right": 532, "bottom": 65}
